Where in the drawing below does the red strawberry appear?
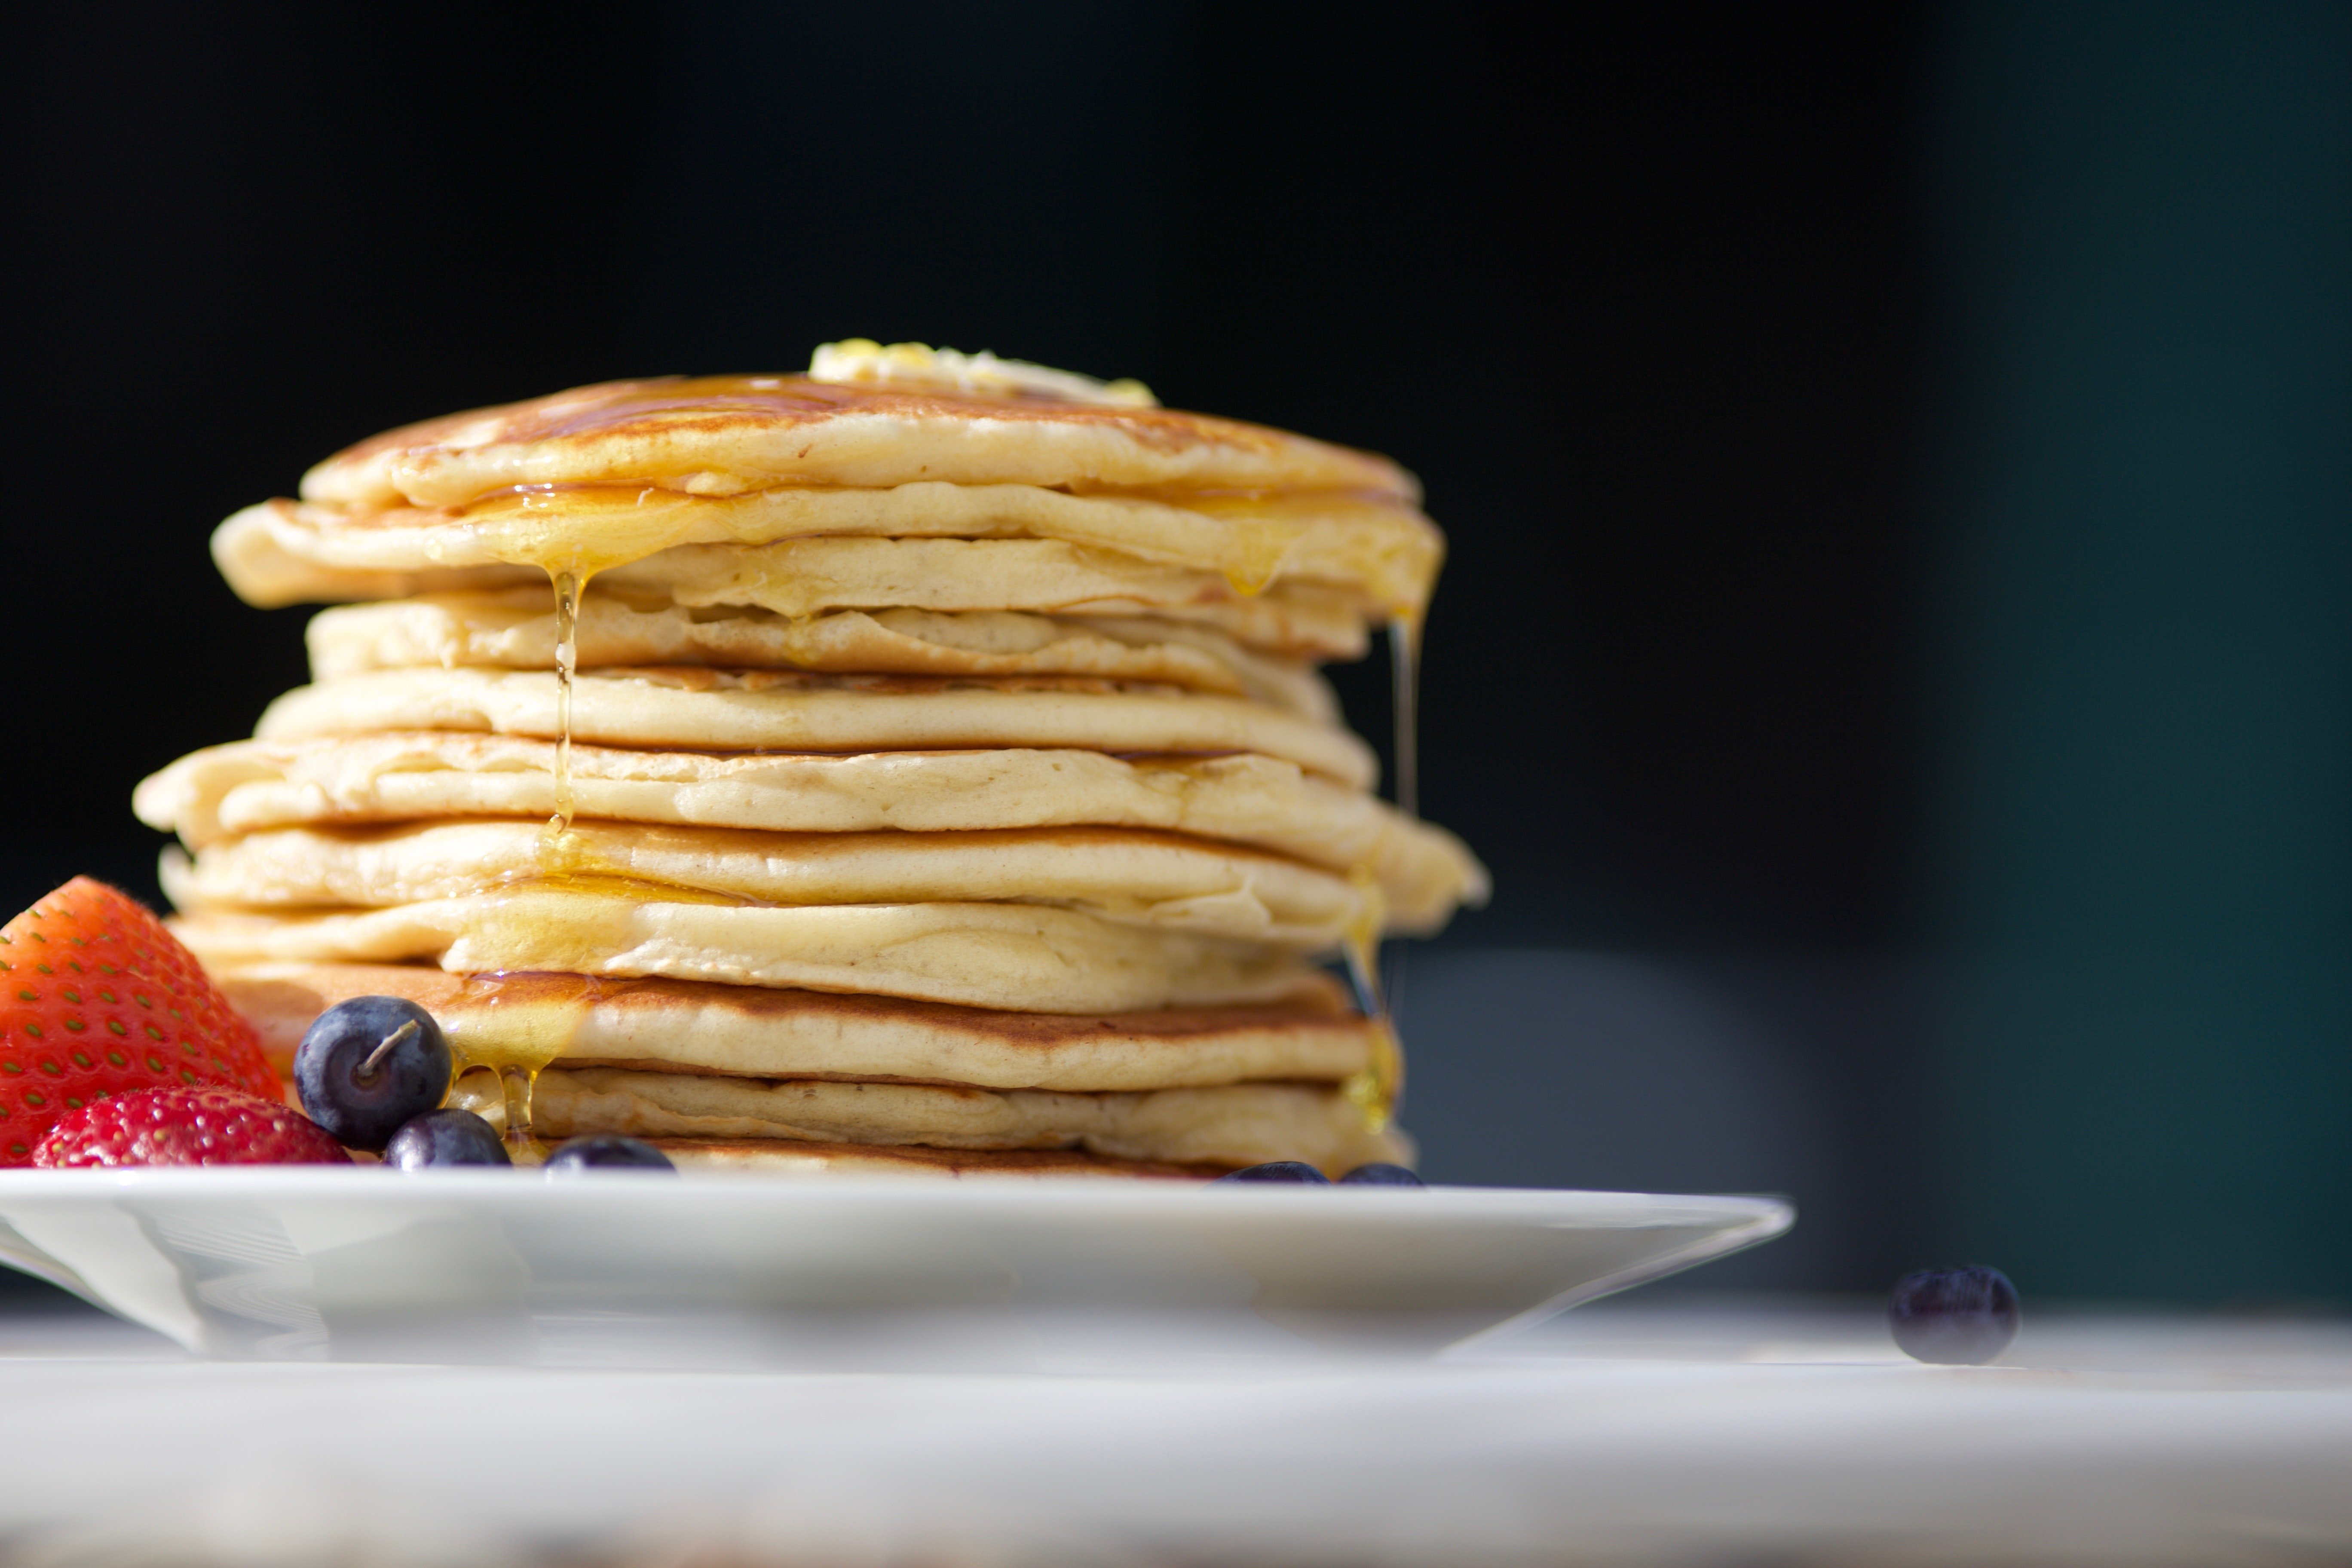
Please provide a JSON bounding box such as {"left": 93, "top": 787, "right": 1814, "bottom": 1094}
{"left": 33, "top": 1085, "right": 349, "bottom": 1167}
{"left": 0, "top": 877, "right": 280, "bottom": 1165}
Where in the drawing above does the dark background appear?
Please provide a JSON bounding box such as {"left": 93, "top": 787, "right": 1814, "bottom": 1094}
{"left": 5, "top": 3, "right": 2344, "bottom": 1307}
{"left": 1, "top": 2, "right": 1925, "bottom": 950}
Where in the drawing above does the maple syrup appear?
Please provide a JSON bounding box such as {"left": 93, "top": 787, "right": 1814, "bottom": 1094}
{"left": 548, "top": 569, "right": 583, "bottom": 840}
{"left": 367, "top": 366, "right": 1440, "bottom": 1156}
{"left": 439, "top": 971, "right": 615, "bottom": 1156}
{"left": 1389, "top": 612, "right": 1421, "bottom": 821}
{"left": 1336, "top": 867, "right": 1399, "bottom": 1133}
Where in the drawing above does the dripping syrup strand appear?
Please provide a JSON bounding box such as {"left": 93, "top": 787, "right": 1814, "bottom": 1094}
{"left": 1389, "top": 613, "right": 1420, "bottom": 821}
{"left": 511, "top": 564, "right": 591, "bottom": 1152}
{"left": 498, "top": 1065, "right": 537, "bottom": 1156}
{"left": 1339, "top": 615, "right": 1424, "bottom": 1131}
{"left": 546, "top": 568, "right": 583, "bottom": 841}
{"left": 1339, "top": 872, "right": 1399, "bottom": 1132}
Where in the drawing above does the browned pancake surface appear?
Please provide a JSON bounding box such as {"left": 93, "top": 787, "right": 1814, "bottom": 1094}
{"left": 305, "top": 375, "right": 1413, "bottom": 508}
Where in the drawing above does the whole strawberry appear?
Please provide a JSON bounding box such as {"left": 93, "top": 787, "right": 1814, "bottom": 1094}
{"left": 33, "top": 1086, "right": 349, "bottom": 1167}
{"left": 0, "top": 877, "right": 280, "bottom": 1164}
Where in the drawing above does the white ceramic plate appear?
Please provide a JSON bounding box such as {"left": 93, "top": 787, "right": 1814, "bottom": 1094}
{"left": 0, "top": 1170, "right": 1789, "bottom": 1366}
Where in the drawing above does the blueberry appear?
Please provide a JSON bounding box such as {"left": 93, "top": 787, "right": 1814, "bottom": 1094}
{"left": 1215, "top": 1161, "right": 1329, "bottom": 1183}
{"left": 543, "top": 1135, "right": 676, "bottom": 1173}
{"left": 382, "top": 1109, "right": 512, "bottom": 1169}
{"left": 1888, "top": 1265, "right": 2020, "bottom": 1365}
{"left": 1337, "top": 1162, "right": 1424, "bottom": 1186}
{"left": 294, "top": 996, "right": 453, "bottom": 1152}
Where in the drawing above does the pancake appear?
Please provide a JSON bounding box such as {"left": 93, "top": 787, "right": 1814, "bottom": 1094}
{"left": 227, "top": 480, "right": 1439, "bottom": 617}
{"left": 304, "top": 591, "right": 1340, "bottom": 718}
{"left": 654, "top": 1139, "right": 1225, "bottom": 1179}
{"left": 298, "top": 355, "right": 1416, "bottom": 510}
{"left": 530, "top": 1068, "right": 1406, "bottom": 1172}
{"left": 220, "top": 524, "right": 1380, "bottom": 659}
{"left": 169, "top": 895, "right": 1327, "bottom": 1013}
{"left": 168, "top": 821, "right": 1378, "bottom": 945}
{"left": 135, "top": 738, "right": 1487, "bottom": 925}
{"left": 141, "top": 345, "right": 1470, "bottom": 1179}
{"left": 254, "top": 666, "right": 1378, "bottom": 787}
{"left": 218, "top": 964, "right": 1384, "bottom": 1091}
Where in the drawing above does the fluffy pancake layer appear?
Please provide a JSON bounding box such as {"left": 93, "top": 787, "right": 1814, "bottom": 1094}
{"left": 306, "top": 592, "right": 1339, "bottom": 717}
{"left": 255, "top": 667, "right": 1377, "bottom": 787}
{"left": 219, "top": 964, "right": 1384, "bottom": 1091}
{"left": 223, "top": 530, "right": 1384, "bottom": 658}
{"left": 168, "top": 821, "right": 1379, "bottom": 945}
{"left": 224, "top": 480, "right": 1439, "bottom": 618}
{"left": 652, "top": 1140, "right": 1224, "bottom": 1179}
{"left": 136, "top": 738, "right": 1485, "bottom": 925}
{"left": 170, "top": 895, "right": 1326, "bottom": 1013}
{"left": 299, "top": 372, "right": 1416, "bottom": 511}
{"left": 530, "top": 1069, "right": 1405, "bottom": 1171}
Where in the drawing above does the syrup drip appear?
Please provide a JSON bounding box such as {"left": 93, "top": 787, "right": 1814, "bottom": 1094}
{"left": 1337, "top": 867, "right": 1399, "bottom": 1132}
{"left": 1389, "top": 613, "right": 1421, "bottom": 820}
{"left": 441, "top": 972, "right": 612, "bottom": 1160}
{"left": 500, "top": 561, "right": 598, "bottom": 1147}
{"left": 1336, "top": 616, "right": 1425, "bottom": 1134}
{"left": 546, "top": 568, "right": 585, "bottom": 842}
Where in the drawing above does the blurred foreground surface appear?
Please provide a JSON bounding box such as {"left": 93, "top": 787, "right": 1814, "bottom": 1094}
{"left": 0, "top": 1295, "right": 2342, "bottom": 1567}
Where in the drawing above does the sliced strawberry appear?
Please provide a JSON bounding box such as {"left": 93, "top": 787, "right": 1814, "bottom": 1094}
{"left": 33, "top": 1086, "right": 349, "bottom": 1167}
{"left": 0, "top": 877, "right": 279, "bottom": 1165}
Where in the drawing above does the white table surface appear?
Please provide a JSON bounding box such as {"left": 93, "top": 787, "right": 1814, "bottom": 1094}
{"left": 0, "top": 1296, "right": 2345, "bottom": 1567}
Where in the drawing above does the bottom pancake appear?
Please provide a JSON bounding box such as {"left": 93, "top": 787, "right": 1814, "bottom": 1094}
{"left": 529, "top": 1066, "right": 1408, "bottom": 1173}
{"left": 651, "top": 1139, "right": 1226, "bottom": 1179}
{"left": 218, "top": 963, "right": 1385, "bottom": 1092}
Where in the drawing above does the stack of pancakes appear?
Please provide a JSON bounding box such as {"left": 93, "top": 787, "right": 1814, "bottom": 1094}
{"left": 137, "top": 343, "right": 1485, "bottom": 1176}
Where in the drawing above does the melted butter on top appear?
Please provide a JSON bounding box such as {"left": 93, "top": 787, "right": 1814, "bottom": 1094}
{"left": 809, "top": 340, "right": 1158, "bottom": 408}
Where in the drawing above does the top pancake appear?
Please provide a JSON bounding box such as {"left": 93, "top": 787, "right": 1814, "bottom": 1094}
{"left": 301, "top": 367, "right": 1415, "bottom": 510}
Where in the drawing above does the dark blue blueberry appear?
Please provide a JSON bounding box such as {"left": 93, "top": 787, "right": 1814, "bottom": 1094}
{"left": 543, "top": 1135, "right": 677, "bottom": 1173}
{"left": 382, "top": 1109, "right": 512, "bottom": 1169}
{"left": 1888, "top": 1265, "right": 2020, "bottom": 1365}
{"left": 1215, "top": 1161, "right": 1329, "bottom": 1183}
{"left": 1337, "top": 1162, "right": 1424, "bottom": 1186}
{"left": 294, "top": 996, "right": 453, "bottom": 1152}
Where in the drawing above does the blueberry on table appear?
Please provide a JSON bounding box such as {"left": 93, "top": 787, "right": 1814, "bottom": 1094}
{"left": 383, "top": 1109, "right": 512, "bottom": 1169}
{"left": 1888, "top": 1265, "right": 2020, "bottom": 1364}
{"left": 544, "top": 1135, "right": 676, "bottom": 1173}
{"left": 1215, "top": 1161, "right": 1329, "bottom": 1183}
{"left": 294, "top": 997, "right": 453, "bottom": 1152}
{"left": 1337, "top": 1162, "right": 1424, "bottom": 1186}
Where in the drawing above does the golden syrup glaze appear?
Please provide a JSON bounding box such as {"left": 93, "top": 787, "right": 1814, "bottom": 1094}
{"left": 440, "top": 970, "right": 631, "bottom": 1158}
{"left": 300, "top": 372, "right": 1419, "bottom": 511}
{"left": 482, "top": 575, "right": 1422, "bottom": 1145}
{"left": 1389, "top": 611, "right": 1422, "bottom": 822}
{"left": 1329, "top": 613, "right": 1424, "bottom": 1134}
{"left": 1336, "top": 866, "right": 1399, "bottom": 1132}
{"left": 354, "top": 364, "right": 1437, "bottom": 1153}
{"left": 284, "top": 478, "right": 1441, "bottom": 626}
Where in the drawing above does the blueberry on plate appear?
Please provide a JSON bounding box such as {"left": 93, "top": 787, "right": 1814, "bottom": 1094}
{"left": 1215, "top": 1161, "right": 1329, "bottom": 1183}
{"left": 1888, "top": 1265, "right": 2020, "bottom": 1364}
{"left": 543, "top": 1135, "right": 677, "bottom": 1173}
{"left": 294, "top": 996, "right": 453, "bottom": 1152}
{"left": 1337, "top": 1162, "right": 1424, "bottom": 1186}
{"left": 383, "top": 1109, "right": 512, "bottom": 1169}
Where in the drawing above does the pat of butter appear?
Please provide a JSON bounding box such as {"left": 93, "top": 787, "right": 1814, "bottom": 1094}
{"left": 809, "top": 340, "right": 1158, "bottom": 408}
